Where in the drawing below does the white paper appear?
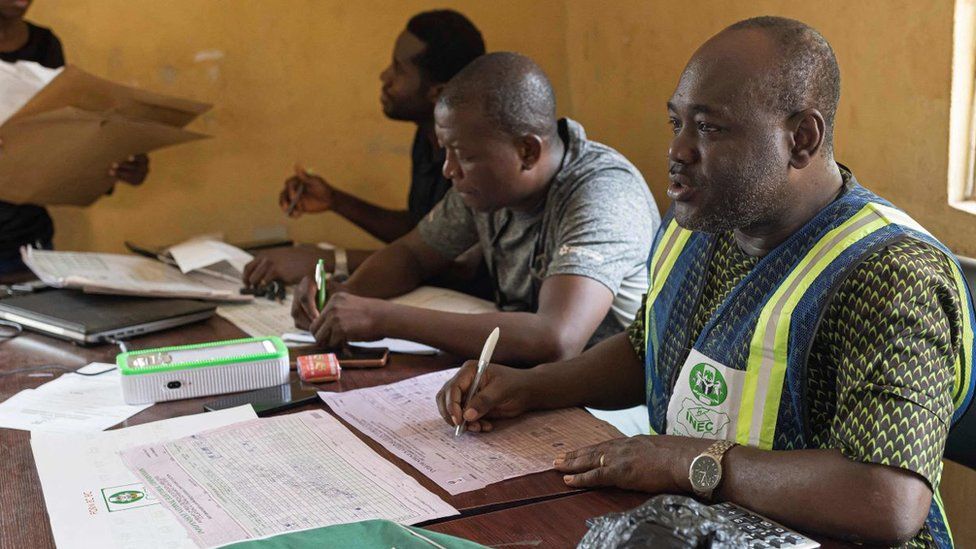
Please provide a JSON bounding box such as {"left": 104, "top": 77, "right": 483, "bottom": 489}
{"left": 280, "top": 331, "right": 439, "bottom": 355}
{"left": 0, "top": 363, "right": 151, "bottom": 433}
{"left": 31, "top": 406, "right": 258, "bottom": 549}
{"left": 120, "top": 410, "right": 458, "bottom": 547}
{"left": 0, "top": 60, "right": 61, "bottom": 125}
{"left": 390, "top": 286, "right": 496, "bottom": 314}
{"left": 217, "top": 291, "right": 296, "bottom": 341}
{"left": 23, "top": 247, "right": 250, "bottom": 301}
{"left": 167, "top": 238, "right": 252, "bottom": 278}
{"left": 319, "top": 369, "right": 623, "bottom": 495}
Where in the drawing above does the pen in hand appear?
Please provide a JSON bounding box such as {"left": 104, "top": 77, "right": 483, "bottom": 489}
{"left": 455, "top": 327, "right": 500, "bottom": 438}
{"left": 314, "top": 259, "right": 328, "bottom": 312}
{"left": 285, "top": 181, "right": 306, "bottom": 217}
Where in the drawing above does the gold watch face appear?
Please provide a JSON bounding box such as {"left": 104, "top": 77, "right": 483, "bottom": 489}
{"left": 690, "top": 454, "right": 721, "bottom": 492}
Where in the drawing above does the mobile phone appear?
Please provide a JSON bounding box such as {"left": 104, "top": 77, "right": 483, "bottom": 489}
{"left": 337, "top": 346, "right": 389, "bottom": 368}
{"left": 202, "top": 380, "right": 319, "bottom": 417}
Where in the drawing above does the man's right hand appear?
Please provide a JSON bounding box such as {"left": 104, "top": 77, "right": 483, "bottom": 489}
{"left": 242, "top": 245, "right": 327, "bottom": 287}
{"left": 435, "top": 361, "right": 537, "bottom": 433}
{"left": 279, "top": 165, "right": 337, "bottom": 218}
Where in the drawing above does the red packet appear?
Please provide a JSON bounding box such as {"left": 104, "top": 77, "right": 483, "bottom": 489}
{"left": 297, "top": 353, "right": 341, "bottom": 383}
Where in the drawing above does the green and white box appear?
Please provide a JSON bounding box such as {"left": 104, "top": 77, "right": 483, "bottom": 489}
{"left": 117, "top": 336, "right": 290, "bottom": 404}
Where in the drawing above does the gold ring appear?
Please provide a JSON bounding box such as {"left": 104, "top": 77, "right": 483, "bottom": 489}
{"left": 599, "top": 454, "right": 606, "bottom": 468}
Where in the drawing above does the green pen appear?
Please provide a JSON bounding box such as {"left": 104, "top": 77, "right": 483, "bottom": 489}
{"left": 315, "top": 259, "right": 327, "bottom": 312}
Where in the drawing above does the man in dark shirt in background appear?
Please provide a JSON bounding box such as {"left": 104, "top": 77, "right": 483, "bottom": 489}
{"left": 0, "top": 0, "right": 150, "bottom": 274}
{"left": 243, "top": 10, "right": 488, "bottom": 294}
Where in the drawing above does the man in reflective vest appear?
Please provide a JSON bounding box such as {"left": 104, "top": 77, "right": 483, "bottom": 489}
{"left": 436, "top": 16, "right": 975, "bottom": 547}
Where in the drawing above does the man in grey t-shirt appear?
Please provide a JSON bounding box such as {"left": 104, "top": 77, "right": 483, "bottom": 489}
{"left": 419, "top": 116, "right": 657, "bottom": 343}
{"left": 292, "top": 52, "right": 659, "bottom": 366}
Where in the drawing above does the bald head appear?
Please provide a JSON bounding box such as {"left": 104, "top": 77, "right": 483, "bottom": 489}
{"left": 438, "top": 52, "right": 557, "bottom": 139}
{"left": 707, "top": 16, "right": 841, "bottom": 156}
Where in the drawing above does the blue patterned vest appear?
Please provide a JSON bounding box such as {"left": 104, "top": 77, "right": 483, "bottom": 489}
{"left": 643, "top": 181, "right": 975, "bottom": 548}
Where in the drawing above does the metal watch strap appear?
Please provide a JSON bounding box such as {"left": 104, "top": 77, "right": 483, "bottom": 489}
{"left": 691, "top": 439, "right": 738, "bottom": 500}
{"left": 705, "top": 439, "right": 737, "bottom": 461}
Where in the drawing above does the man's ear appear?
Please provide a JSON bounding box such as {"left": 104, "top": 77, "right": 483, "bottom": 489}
{"left": 517, "top": 135, "right": 544, "bottom": 171}
{"left": 426, "top": 82, "right": 446, "bottom": 105}
{"left": 788, "top": 108, "right": 826, "bottom": 169}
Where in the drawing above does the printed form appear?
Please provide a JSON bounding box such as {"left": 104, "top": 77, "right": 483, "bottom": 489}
{"left": 31, "top": 405, "right": 258, "bottom": 549}
{"left": 319, "top": 369, "right": 623, "bottom": 495}
{"left": 0, "top": 363, "right": 150, "bottom": 433}
{"left": 120, "top": 410, "right": 458, "bottom": 548}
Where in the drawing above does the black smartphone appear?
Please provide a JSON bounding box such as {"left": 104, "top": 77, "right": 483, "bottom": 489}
{"left": 202, "top": 380, "right": 319, "bottom": 417}
{"left": 337, "top": 346, "right": 389, "bottom": 368}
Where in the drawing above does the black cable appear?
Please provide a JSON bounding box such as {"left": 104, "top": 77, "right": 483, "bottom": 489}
{"left": 0, "top": 364, "right": 116, "bottom": 377}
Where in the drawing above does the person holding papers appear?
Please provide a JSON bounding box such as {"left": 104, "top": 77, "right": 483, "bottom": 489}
{"left": 243, "top": 10, "right": 488, "bottom": 293}
{"left": 292, "top": 52, "right": 659, "bottom": 365}
{"left": 434, "top": 18, "right": 976, "bottom": 547}
{"left": 0, "top": 0, "right": 149, "bottom": 274}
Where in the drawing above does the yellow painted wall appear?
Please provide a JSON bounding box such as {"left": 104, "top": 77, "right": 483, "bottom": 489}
{"left": 31, "top": 0, "right": 571, "bottom": 252}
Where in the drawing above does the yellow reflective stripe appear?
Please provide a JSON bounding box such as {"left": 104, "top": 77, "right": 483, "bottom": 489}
{"left": 948, "top": 265, "right": 974, "bottom": 409}
{"left": 738, "top": 204, "right": 888, "bottom": 448}
{"left": 934, "top": 487, "right": 953, "bottom": 543}
{"left": 648, "top": 224, "right": 692, "bottom": 306}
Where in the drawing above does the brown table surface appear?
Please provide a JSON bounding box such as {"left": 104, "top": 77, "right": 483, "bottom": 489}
{"left": 0, "top": 281, "right": 850, "bottom": 548}
{"left": 427, "top": 489, "right": 650, "bottom": 548}
{"left": 0, "top": 311, "right": 583, "bottom": 548}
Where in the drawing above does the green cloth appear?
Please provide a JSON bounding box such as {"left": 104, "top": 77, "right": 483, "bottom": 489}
{"left": 218, "top": 519, "right": 489, "bottom": 549}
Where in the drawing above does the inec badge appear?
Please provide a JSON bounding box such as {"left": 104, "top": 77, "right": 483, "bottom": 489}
{"left": 665, "top": 349, "right": 745, "bottom": 440}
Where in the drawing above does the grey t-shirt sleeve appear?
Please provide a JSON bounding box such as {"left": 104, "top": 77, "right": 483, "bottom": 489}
{"left": 545, "top": 171, "right": 654, "bottom": 294}
{"left": 416, "top": 187, "right": 480, "bottom": 259}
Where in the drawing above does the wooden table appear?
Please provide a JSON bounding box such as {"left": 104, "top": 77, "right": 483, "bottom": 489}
{"left": 0, "top": 312, "right": 587, "bottom": 548}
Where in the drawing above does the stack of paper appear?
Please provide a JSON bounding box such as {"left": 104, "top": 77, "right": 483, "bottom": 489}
{"left": 319, "top": 369, "right": 623, "bottom": 495}
{"left": 23, "top": 247, "right": 251, "bottom": 302}
{"left": 32, "top": 406, "right": 258, "bottom": 549}
{"left": 0, "top": 64, "right": 211, "bottom": 206}
{"left": 119, "top": 410, "right": 458, "bottom": 547}
{"left": 0, "top": 363, "right": 150, "bottom": 433}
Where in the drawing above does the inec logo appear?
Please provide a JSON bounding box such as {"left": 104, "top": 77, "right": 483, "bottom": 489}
{"left": 689, "top": 362, "right": 728, "bottom": 406}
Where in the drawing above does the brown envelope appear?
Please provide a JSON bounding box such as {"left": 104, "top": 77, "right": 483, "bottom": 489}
{"left": 0, "top": 65, "right": 212, "bottom": 206}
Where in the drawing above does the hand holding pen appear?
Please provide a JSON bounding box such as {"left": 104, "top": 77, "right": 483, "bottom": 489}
{"left": 279, "top": 165, "right": 337, "bottom": 217}
{"left": 455, "top": 327, "right": 500, "bottom": 438}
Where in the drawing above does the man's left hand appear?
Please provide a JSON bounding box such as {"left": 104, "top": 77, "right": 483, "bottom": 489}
{"left": 308, "top": 292, "right": 389, "bottom": 348}
{"left": 109, "top": 154, "right": 150, "bottom": 185}
{"left": 553, "top": 434, "right": 711, "bottom": 494}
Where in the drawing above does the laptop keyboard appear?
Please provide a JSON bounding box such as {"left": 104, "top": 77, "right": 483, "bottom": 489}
{"left": 710, "top": 502, "right": 820, "bottom": 548}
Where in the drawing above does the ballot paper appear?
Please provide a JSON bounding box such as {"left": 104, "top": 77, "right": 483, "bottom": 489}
{"left": 31, "top": 406, "right": 258, "bottom": 549}
{"left": 23, "top": 248, "right": 251, "bottom": 301}
{"left": 120, "top": 410, "right": 458, "bottom": 547}
{"left": 0, "top": 363, "right": 150, "bottom": 432}
{"left": 319, "top": 369, "right": 623, "bottom": 495}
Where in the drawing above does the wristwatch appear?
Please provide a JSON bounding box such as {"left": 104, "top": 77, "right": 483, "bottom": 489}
{"left": 333, "top": 248, "right": 349, "bottom": 280}
{"left": 689, "top": 439, "right": 738, "bottom": 501}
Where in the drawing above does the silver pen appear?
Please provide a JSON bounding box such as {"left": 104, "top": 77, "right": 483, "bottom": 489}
{"left": 455, "top": 327, "right": 500, "bottom": 438}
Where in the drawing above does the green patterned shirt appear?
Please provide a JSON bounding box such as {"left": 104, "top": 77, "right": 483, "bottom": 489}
{"left": 628, "top": 232, "right": 961, "bottom": 548}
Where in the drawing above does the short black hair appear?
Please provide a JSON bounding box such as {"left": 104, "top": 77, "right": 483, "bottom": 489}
{"left": 727, "top": 16, "right": 841, "bottom": 156}
{"left": 406, "top": 10, "right": 485, "bottom": 84}
{"left": 438, "top": 52, "right": 557, "bottom": 139}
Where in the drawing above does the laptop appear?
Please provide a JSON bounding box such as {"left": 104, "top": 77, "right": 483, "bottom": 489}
{"left": 0, "top": 289, "right": 216, "bottom": 344}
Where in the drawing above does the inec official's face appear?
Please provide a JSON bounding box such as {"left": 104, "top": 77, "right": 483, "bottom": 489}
{"left": 666, "top": 30, "right": 793, "bottom": 233}
{"left": 379, "top": 31, "right": 434, "bottom": 122}
{"left": 434, "top": 102, "right": 527, "bottom": 213}
{"left": 0, "top": 0, "right": 31, "bottom": 20}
